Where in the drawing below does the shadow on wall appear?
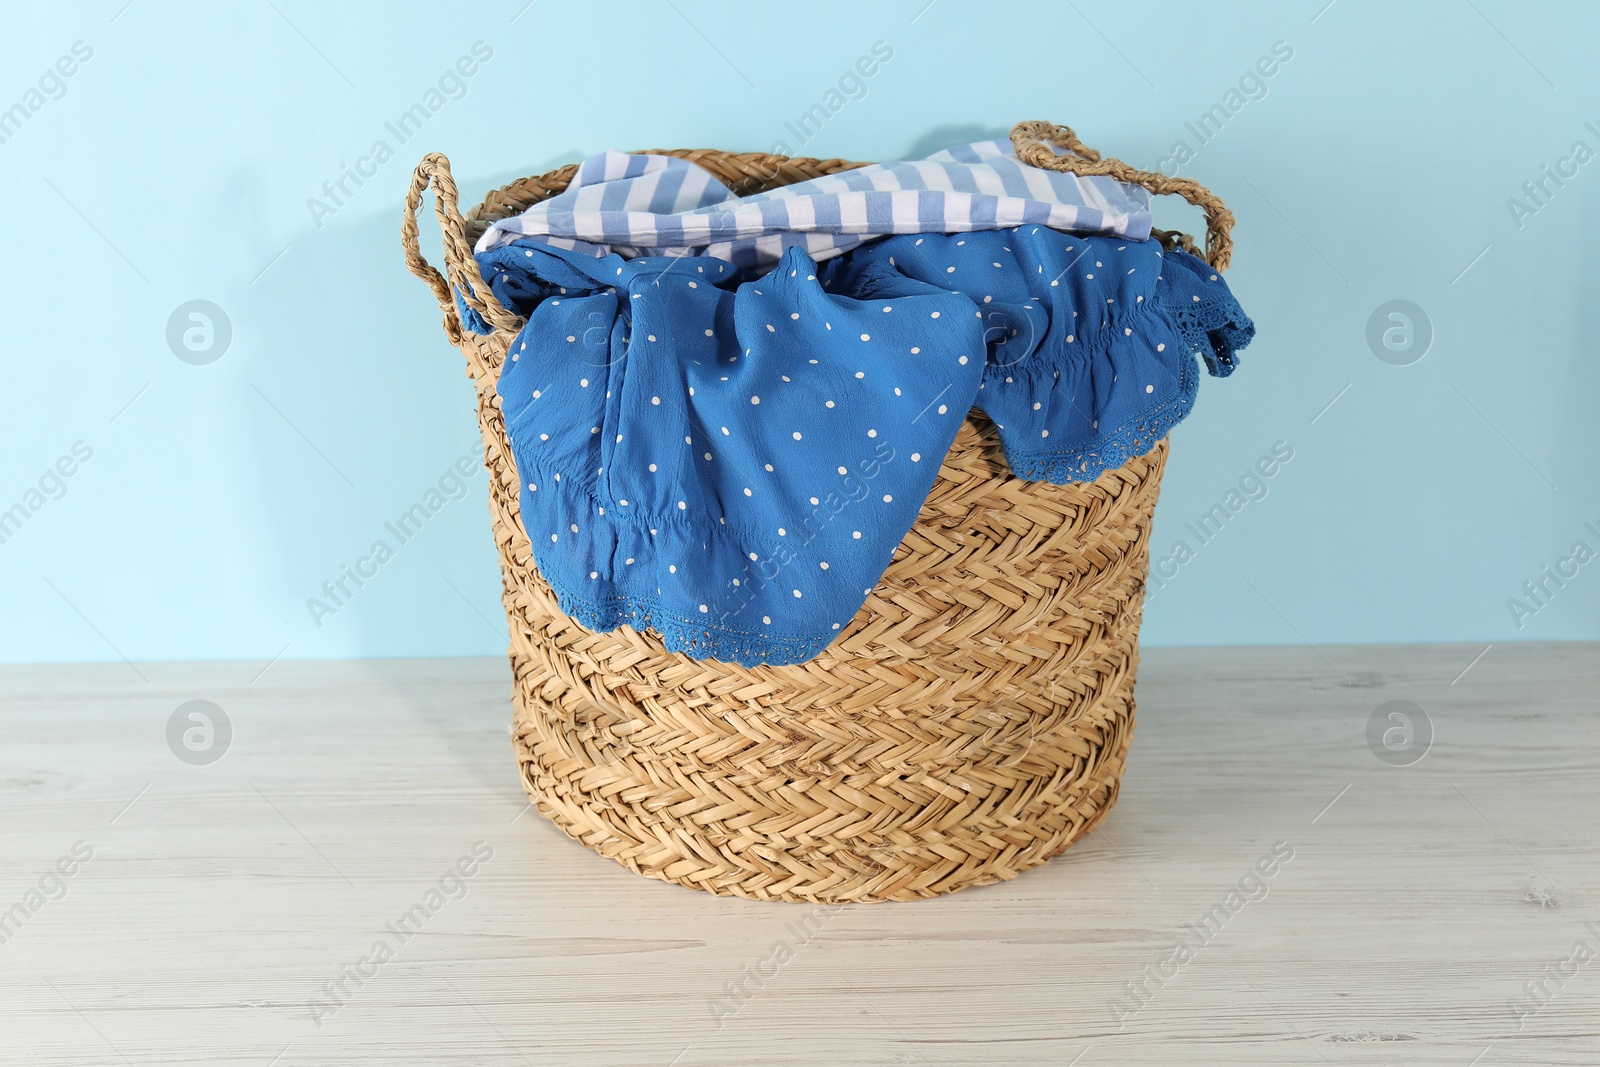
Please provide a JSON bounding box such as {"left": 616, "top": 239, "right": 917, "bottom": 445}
{"left": 902, "top": 124, "right": 1014, "bottom": 160}
{"left": 234, "top": 131, "right": 1062, "bottom": 678}
{"left": 223, "top": 154, "right": 612, "bottom": 792}
{"left": 232, "top": 155, "right": 585, "bottom": 668}
{"left": 1554, "top": 188, "right": 1600, "bottom": 545}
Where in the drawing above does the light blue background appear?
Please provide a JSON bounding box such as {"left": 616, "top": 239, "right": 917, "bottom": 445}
{"left": 2, "top": 0, "right": 1596, "bottom": 665}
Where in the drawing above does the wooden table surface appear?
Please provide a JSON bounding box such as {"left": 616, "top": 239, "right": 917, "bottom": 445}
{"left": 1, "top": 642, "right": 1595, "bottom": 1066}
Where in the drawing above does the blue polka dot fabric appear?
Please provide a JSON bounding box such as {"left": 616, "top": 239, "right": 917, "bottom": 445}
{"left": 464, "top": 225, "right": 1253, "bottom": 666}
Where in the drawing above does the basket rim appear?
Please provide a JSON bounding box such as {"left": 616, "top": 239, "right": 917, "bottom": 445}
{"left": 402, "top": 119, "right": 1235, "bottom": 345}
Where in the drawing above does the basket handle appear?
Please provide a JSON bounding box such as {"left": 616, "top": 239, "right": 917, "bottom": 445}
{"left": 402, "top": 152, "right": 525, "bottom": 343}
{"left": 1010, "top": 120, "right": 1235, "bottom": 271}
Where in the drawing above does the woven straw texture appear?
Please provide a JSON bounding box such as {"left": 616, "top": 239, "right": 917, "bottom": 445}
{"left": 402, "top": 121, "right": 1233, "bottom": 903}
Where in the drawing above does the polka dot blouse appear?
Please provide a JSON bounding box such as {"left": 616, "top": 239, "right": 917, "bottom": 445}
{"left": 466, "top": 225, "right": 1253, "bottom": 665}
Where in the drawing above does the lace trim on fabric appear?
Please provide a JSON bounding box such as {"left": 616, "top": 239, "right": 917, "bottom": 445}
{"left": 1002, "top": 355, "right": 1197, "bottom": 483}
{"left": 552, "top": 586, "right": 836, "bottom": 666}
{"left": 997, "top": 253, "right": 1253, "bottom": 482}
{"left": 1169, "top": 278, "right": 1254, "bottom": 379}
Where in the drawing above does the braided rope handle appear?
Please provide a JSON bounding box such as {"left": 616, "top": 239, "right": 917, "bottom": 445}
{"left": 1010, "top": 120, "right": 1235, "bottom": 271}
{"left": 402, "top": 152, "right": 524, "bottom": 343}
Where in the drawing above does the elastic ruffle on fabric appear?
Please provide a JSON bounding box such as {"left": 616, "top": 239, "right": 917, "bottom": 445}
{"left": 464, "top": 224, "right": 1252, "bottom": 665}
{"left": 829, "top": 226, "right": 1253, "bottom": 482}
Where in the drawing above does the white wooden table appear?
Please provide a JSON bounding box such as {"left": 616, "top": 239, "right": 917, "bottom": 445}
{"left": 1, "top": 643, "right": 1595, "bottom": 1065}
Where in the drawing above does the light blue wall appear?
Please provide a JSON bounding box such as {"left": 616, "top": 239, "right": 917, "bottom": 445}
{"left": 2, "top": 0, "right": 1596, "bottom": 664}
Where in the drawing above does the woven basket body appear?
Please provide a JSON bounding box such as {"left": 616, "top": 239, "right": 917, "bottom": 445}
{"left": 409, "top": 140, "right": 1195, "bottom": 903}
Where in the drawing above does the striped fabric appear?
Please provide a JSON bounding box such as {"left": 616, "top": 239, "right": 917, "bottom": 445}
{"left": 474, "top": 140, "right": 1153, "bottom": 270}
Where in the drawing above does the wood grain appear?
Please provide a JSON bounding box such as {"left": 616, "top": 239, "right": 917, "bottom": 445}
{"left": 0, "top": 643, "right": 1595, "bottom": 1065}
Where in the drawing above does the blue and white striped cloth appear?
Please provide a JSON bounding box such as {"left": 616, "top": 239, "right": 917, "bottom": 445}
{"left": 474, "top": 140, "right": 1154, "bottom": 271}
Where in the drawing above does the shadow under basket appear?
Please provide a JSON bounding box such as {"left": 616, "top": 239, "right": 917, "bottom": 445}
{"left": 401, "top": 121, "right": 1236, "bottom": 903}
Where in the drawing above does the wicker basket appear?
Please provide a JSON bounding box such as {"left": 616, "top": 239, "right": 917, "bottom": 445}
{"left": 401, "top": 120, "right": 1236, "bottom": 903}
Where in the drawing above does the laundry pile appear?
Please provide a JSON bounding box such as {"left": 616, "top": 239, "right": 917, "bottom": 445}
{"left": 457, "top": 138, "right": 1255, "bottom": 665}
